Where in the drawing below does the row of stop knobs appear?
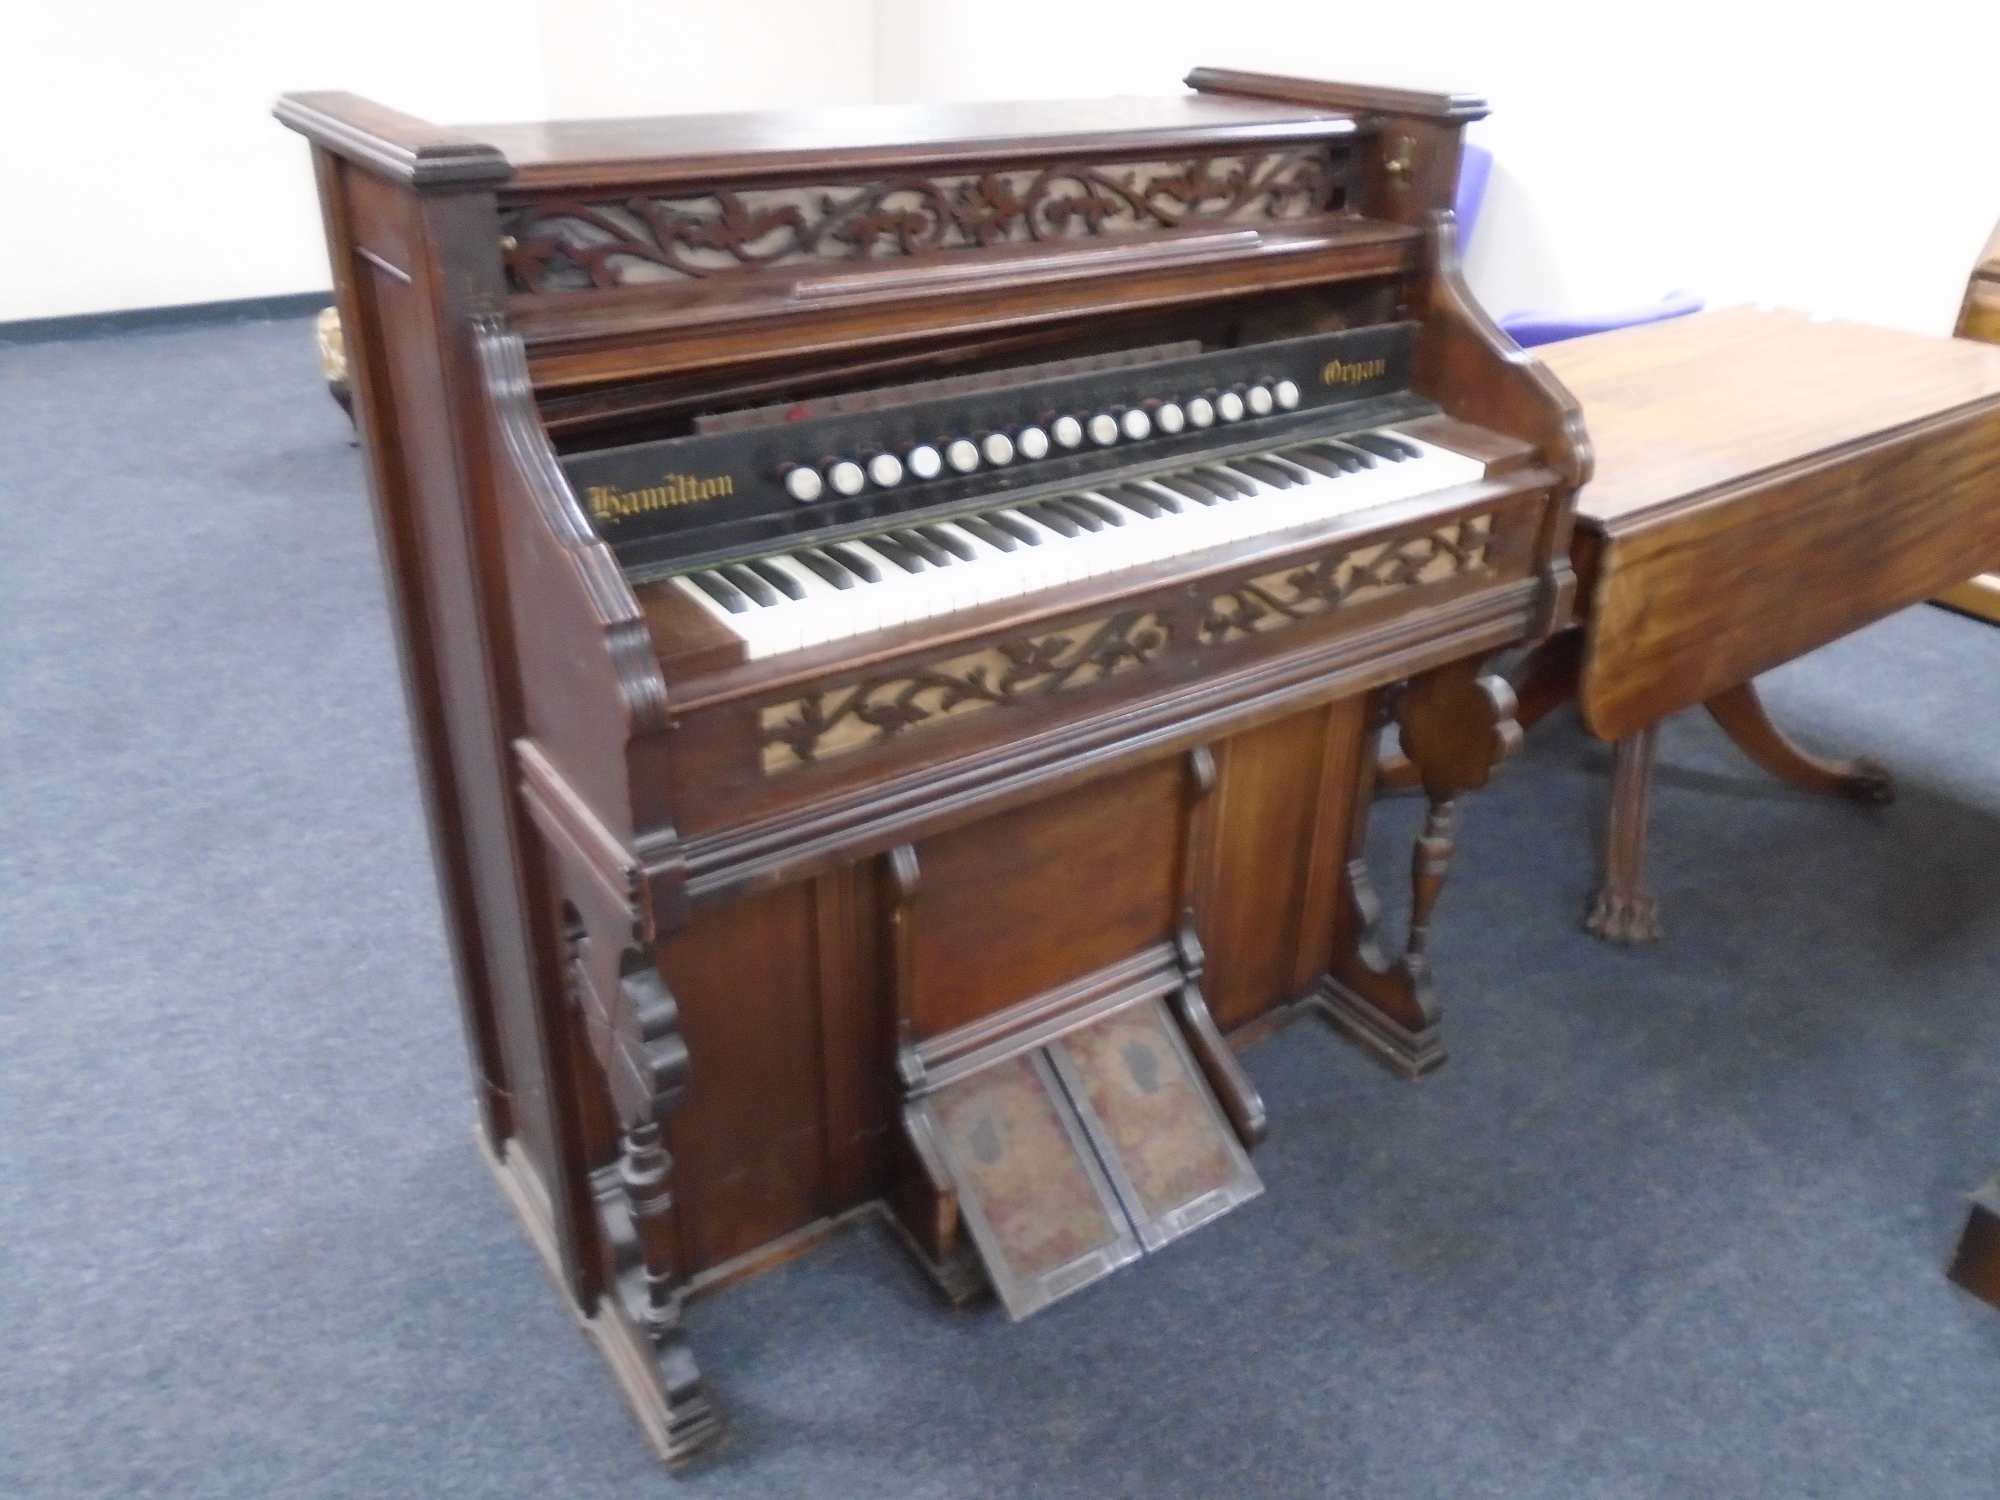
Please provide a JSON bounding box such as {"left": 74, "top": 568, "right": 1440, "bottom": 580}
{"left": 780, "top": 378, "right": 1304, "bottom": 503}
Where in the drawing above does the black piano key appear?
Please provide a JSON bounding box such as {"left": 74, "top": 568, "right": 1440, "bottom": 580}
{"left": 796, "top": 549, "right": 857, "bottom": 590}
{"left": 1280, "top": 446, "right": 1347, "bottom": 479}
{"left": 1233, "top": 457, "right": 1299, "bottom": 489}
{"left": 869, "top": 534, "right": 930, "bottom": 572}
{"left": 1046, "top": 498, "right": 1106, "bottom": 532}
{"left": 917, "top": 524, "right": 978, "bottom": 561}
{"left": 1196, "top": 465, "right": 1257, "bottom": 498}
{"left": 959, "top": 516, "right": 1021, "bottom": 552}
{"left": 1070, "top": 495, "right": 1128, "bottom": 526}
{"left": 984, "top": 511, "right": 1043, "bottom": 546}
{"left": 1317, "top": 441, "right": 1375, "bottom": 470}
{"left": 1259, "top": 453, "right": 1319, "bottom": 483}
{"left": 721, "top": 563, "right": 781, "bottom": 608}
{"left": 687, "top": 570, "right": 750, "bottom": 614}
{"left": 1103, "top": 485, "right": 1164, "bottom": 520}
{"left": 891, "top": 529, "right": 954, "bottom": 567}
{"left": 1115, "top": 482, "right": 1179, "bottom": 514}
{"left": 1134, "top": 481, "right": 1185, "bottom": 512}
{"left": 1024, "top": 503, "right": 1081, "bottom": 538}
{"left": 1348, "top": 431, "right": 1414, "bottom": 461}
{"left": 1158, "top": 472, "right": 1227, "bottom": 504}
{"left": 749, "top": 558, "right": 806, "bottom": 600}
{"left": 825, "top": 542, "right": 883, "bottom": 582}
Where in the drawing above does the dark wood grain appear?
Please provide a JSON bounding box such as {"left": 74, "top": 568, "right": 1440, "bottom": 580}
{"left": 1516, "top": 304, "right": 2000, "bottom": 942}
{"left": 1546, "top": 306, "right": 2000, "bottom": 530}
{"left": 475, "top": 94, "right": 1357, "bottom": 194}
{"left": 280, "top": 70, "right": 1583, "bottom": 1463}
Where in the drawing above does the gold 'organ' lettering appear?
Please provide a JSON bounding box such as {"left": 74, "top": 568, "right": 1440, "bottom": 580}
{"left": 585, "top": 473, "right": 735, "bottom": 523}
{"left": 1320, "top": 357, "right": 1387, "bottom": 387}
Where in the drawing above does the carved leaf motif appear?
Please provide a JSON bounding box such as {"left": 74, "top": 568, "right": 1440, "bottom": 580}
{"left": 954, "top": 175, "right": 1031, "bottom": 246}
{"left": 1198, "top": 518, "right": 1496, "bottom": 646}
{"left": 502, "top": 146, "right": 1348, "bottom": 292}
{"left": 680, "top": 191, "right": 807, "bottom": 257}
{"left": 856, "top": 698, "right": 931, "bottom": 734}
{"left": 997, "top": 634, "right": 1074, "bottom": 688}
{"left": 760, "top": 613, "right": 1166, "bottom": 771}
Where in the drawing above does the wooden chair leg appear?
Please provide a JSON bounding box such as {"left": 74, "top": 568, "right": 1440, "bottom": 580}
{"left": 1704, "top": 680, "right": 1894, "bottom": 804}
{"left": 1585, "top": 723, "right": 1663, "bottom": 944}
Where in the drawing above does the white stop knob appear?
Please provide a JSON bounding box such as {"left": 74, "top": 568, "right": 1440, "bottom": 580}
{"left": 1247, "top": 385, "right": 1274, "bottom": 417}
{"left": 946, "top": 438, "right": 980, "bottom": 473}
{"left": 1087, "top": 413, "right": 1119, "bottom": 446}
{"left": 784, "top": 466, "right": 823, "bottom": 503}
{"left": 1052, "top": 414, "right": 1084, "bottom": 448}
{"left": 1156, "top": 402, "right": 1185, "bottom": 435}
{"left": 982, "top": 431, "right": 1015, "bottom": 466}
{"left": 1186, "top": 396, "right": 1215, "bottom": 428}
{"left": 868, "top": 452, "right": 903, "bottom": 488}
{"left": 1217, "top": 391, "right": 1245, "bottom": 423}
{"left": 906, "top": 444, "right": 942, "bottom": 480}
{"left": 828, "top": 460, "right": 866, "bottom": 496}
{"left": 1275, "top": 379, "right": 1300, "bottom": 410}
{"left": 1016, "top": 426, "right": 1049, "bottom": 460}
{"left": 1121, "top": 408, "right": 1151, "bottom": 440}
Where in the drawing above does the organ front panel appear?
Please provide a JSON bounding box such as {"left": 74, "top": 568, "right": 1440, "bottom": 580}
{"left": 280, "top": 69, "right": 1587, "bottom": 1467}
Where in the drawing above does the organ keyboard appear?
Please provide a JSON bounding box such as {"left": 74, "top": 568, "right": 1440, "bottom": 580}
{"left": 666, "top": 425, "right": 1485, "bottom": 658}
{"left": 282, "top": 68, "right": 1588, "bottom": 1467}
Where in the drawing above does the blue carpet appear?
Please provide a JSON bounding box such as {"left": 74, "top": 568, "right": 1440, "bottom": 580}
{"left": 5, "top": 317, "right": 2000, "bottom": 1499}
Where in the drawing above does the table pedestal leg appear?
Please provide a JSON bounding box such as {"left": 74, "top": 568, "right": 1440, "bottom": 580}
{"left": 1585, "top": 723, "right": 1664, "bottom": 944}
{"left": 1704, "top": 680, "right": 1895, "bottom": 804}
{"left": 1949, "top": 1177, "right": 2000, "bottom": 1312}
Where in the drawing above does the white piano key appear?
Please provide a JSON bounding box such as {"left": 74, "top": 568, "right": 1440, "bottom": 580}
{"left": 989, "top": 509, "right": 1083, "bottom": 587}
{"left": 759, "top": 553, "right": 850, "bottom": 647}
{"left": 926, "top": 521, "right": 1021, "bottom": 607}
{"left": 837, "top": 539, "right": 920, "bottom": 628}
{"left": 798, "top": 548, "right": 886, "bottom": 635}
{"left": 867, "top": 534, "right": 955, "bottom": 620}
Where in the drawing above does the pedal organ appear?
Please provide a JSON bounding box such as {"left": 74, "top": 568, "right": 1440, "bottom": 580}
{"left": 280, "top": 71, "right": 1587, "bottom": 1465}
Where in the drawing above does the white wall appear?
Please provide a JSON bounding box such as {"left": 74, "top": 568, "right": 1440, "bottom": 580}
{"left": 537, "top": 0, "right": 873, "bottom": 118}
{"left": 872, "top": 0, "right": 2000, "bottom": 337}
{"left": 8, "top": 1, "right": 1997, "bottom": 331}
{"left": 0, "top": 0, "right": 869, "bottom": 323}
{"left": 0, "top": 0, "right": 547, "bottom": 323}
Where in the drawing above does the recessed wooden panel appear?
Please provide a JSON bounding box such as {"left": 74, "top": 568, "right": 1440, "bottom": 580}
{"left": 907, "top": 757, "right": 1184, "bottom": 1039}
{"left": 1200, "top": 705, "right": 1335, "bottom": 1031}
{"left": 656, "top": 881, "right": 827, "bottom": 1273}
{"left": 812, "top": 864, "right": 887, "bottom": 1208}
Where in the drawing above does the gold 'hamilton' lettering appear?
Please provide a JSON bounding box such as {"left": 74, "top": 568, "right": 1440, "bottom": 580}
{"left": 1320, "top": 357, "right": 1388, "bottom": 388}
{"left": 585, "top": 473, "right": 735, "bottom": 524}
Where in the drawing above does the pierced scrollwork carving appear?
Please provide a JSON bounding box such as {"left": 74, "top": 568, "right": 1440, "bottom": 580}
{"left": 502, "top": 147, "right": 1348, "bottom": 292}
{"left": 760, "top": 611, "right": 1168, "bottom": 772}
{"left": 1199, "top": 515, "right": 1494, "bottom": 644}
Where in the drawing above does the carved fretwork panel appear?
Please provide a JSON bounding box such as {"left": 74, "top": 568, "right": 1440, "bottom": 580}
{"left": 502, "top": 147, "right": 1350, "bottom": 292}
{"left": 1198, "top": 515, "right": 1492, "bottom": 643}
{"left": 759, "top": 611, "right": 1168, "bottom": 772}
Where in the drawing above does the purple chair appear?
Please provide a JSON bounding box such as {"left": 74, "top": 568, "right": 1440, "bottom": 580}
{"left": 1453, "top": 142, "right": 1702, "bottom": 348}
{"left": 1454, "top": 141, "right": 1494, "bottom": 244}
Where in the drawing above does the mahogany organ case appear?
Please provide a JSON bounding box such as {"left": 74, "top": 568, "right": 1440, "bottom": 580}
{"left": 278, "top": 69, "right": 1588, "bottom": 1465}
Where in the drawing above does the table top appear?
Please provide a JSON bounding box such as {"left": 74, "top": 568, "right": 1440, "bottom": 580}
{"left": 1537, "top": 305, "right": 2000, "bottom": 529}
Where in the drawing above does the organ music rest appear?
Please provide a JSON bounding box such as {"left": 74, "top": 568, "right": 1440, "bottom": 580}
{"left": 279, "top": 71, "right": 1588, "bottom": 1466}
